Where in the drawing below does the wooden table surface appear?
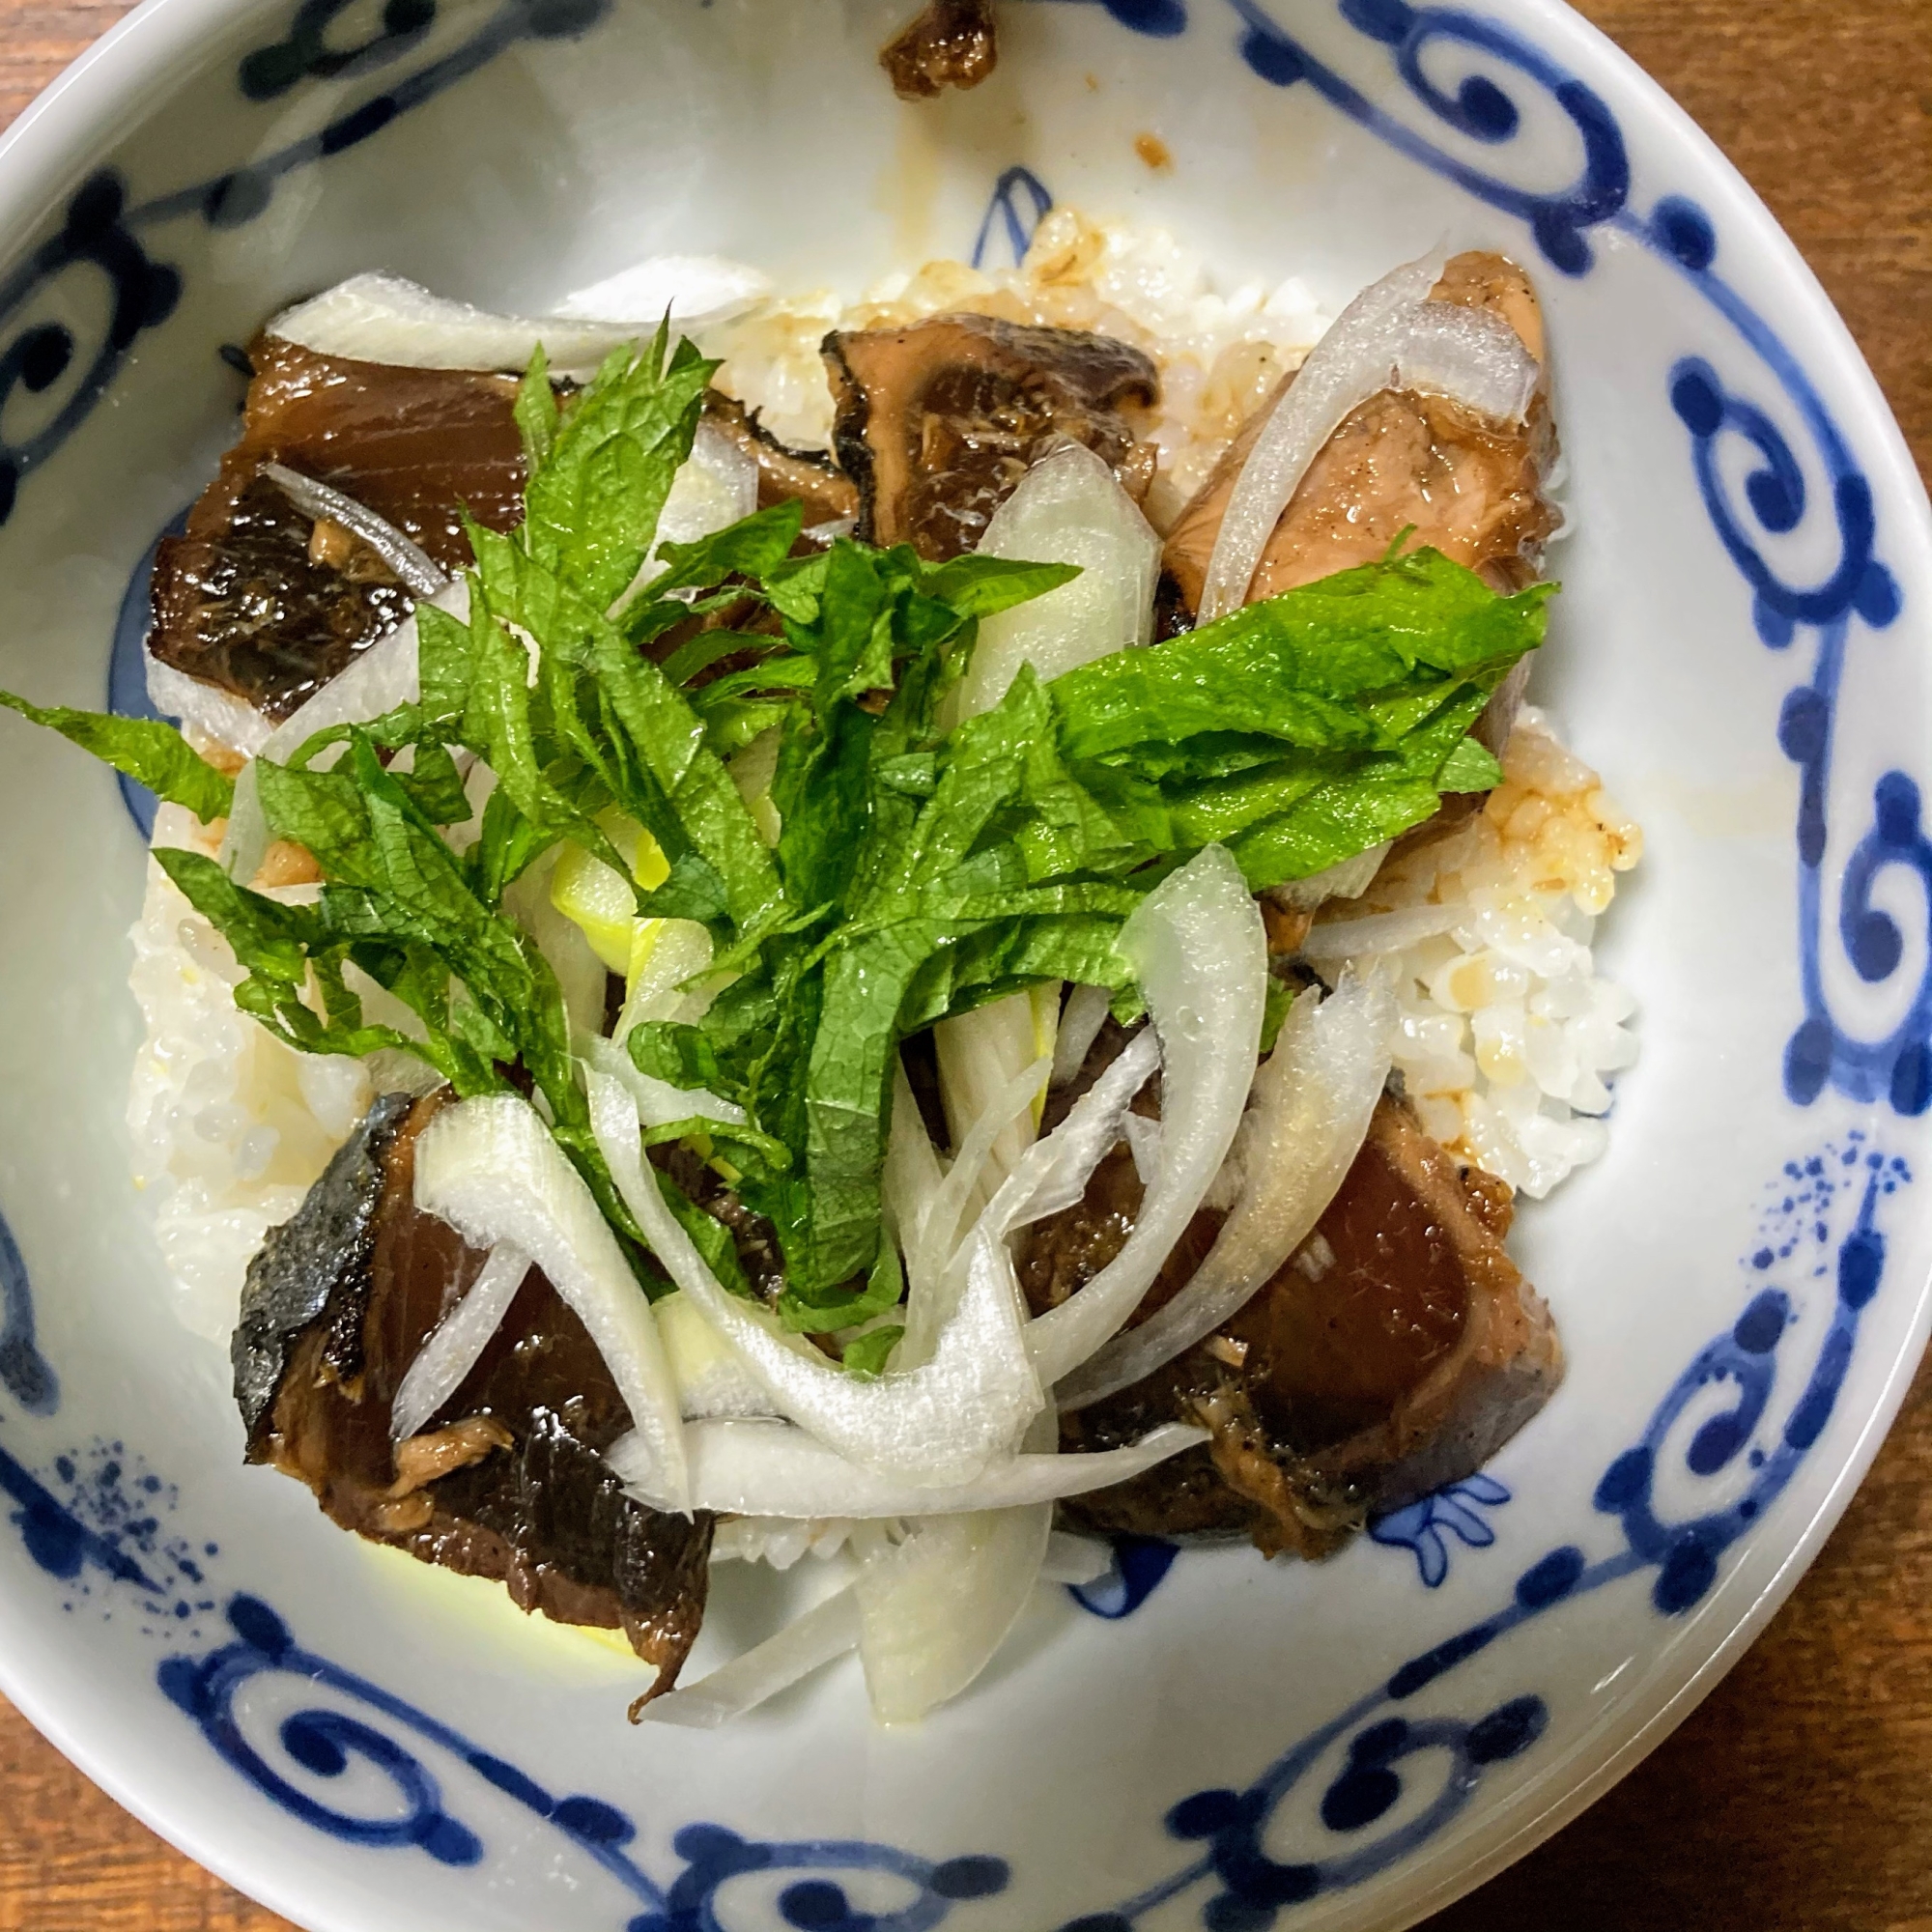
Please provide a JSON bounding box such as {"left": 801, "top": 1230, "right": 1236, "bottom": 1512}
{"left": 0, "top": 2, "right": 1926, "bottom": 1927}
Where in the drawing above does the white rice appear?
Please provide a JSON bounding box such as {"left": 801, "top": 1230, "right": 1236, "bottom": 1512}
{"left": 127, "top": 805, "right": 374, "bottom": 1340}
{"left": 1307, "top": 708, "right": 1642, "bottom": 1199}
{"left": 703, "top": 207, "right": 1331, "bottom": 530}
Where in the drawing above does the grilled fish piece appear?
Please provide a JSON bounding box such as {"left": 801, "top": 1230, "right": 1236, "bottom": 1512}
{"left": 702, "top": 390, "right": 860, "bottom": 529}
{"left": 1026, "top": 1059, "right": 1561, "bottom": 1554}
{"left": 234, "top": 1091, "right": 712, "bottom": 1700}
{"left": 823, "top": 312, "right": 1159, "bottom": 560}
{"left": 149, "top": 337, "right": 529, "bottom": 723}
{"left": 1158, "top": 251, "right": 1560, "bottom": 630}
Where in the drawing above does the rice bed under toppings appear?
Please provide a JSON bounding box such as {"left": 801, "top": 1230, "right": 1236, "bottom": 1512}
{"left": 128, "top": 806, "right": 373, "bottom": 1340}
{"left": 1308, "top": 707, "right": 1641, "bottom": 1200}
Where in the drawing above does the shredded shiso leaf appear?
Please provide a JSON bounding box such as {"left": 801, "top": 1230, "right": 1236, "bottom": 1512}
{"left": 0, "top": 325, "right": 1549, "bottom": 1343}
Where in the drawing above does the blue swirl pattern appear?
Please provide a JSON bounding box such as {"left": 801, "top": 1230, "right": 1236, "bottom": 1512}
{"left": 1049, "top": 0, "right": 1916, "bottom": 1110}
{"left": 1061, "top": 1141, "right": 1904, "bottom": 1929}
{"left": 0, "top": 0, "right": 610, "bottom": 527}
{"left": 159, "top": 1593, "right": 1010, "bottom": 1929}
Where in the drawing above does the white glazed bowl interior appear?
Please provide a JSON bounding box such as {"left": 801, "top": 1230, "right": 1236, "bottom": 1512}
{"left": 0, "top": 3, "right": 1927, "bottom": 1930}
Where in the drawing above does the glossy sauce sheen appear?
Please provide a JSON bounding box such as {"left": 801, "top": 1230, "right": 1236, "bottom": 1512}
{"left": 1230, "top": 1122, "right": 1470, "bottom": 1451}
{"left": 148, "top": 338, "right": 528, "bottom": 719}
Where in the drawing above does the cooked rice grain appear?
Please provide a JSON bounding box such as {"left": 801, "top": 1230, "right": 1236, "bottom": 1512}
{"left": 1310, "top": 708, "right": 1641, "bottom": 1199}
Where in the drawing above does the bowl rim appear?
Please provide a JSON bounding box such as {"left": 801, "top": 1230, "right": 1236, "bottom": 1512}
{"left": 0, "top": 1, "right": 1925, "bottom": 1928}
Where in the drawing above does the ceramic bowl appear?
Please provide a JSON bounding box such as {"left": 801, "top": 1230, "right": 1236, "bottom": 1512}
{"left": 0, "top": 2, "right": 1926, "bottom": 1928}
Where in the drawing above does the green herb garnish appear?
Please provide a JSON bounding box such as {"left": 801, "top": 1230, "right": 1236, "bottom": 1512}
{"left": 0, "top": 330, "right": 1549, "bottom": 1348}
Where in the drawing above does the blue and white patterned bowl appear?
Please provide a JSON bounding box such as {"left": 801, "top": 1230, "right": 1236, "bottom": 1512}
{"left": 0, "top": 2, "right": 1926, "bottom": 1927}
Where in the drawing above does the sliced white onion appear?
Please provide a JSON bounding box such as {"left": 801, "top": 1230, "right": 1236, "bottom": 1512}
{"left": 651, "top": 421, "right": 759, "bottom": 554}
{"left": 855, "top": 1506, "right": 1052, "bottom": 1723}
{"left": 711, "top": 1517, "right": 860, "bottom": 1569}
{"left": 1274, "top": 840, "right": 1391, "bottom": 913}
{"left": 614, "top": 919, "right": 716, "bottom": 1038}
{"left": 1477, "top": 652, "right": 1534, "bottom": 756}
{"left": 639, "top": 1586, "right": 860, "bottom": 1729}
{"left": 1050, "top": 982, "right": 1114, "bottom": 1088}
{"left": 643, "top": 1524, "right": 1110, "bottom": 1730}
{"left": 1299, "top": 903, "right": 1463, "bottom": 962}
{"left": 582, "top": 1031, "right": 746, "bottom": 1130}
{"left": 925, "top": 442, "right": 1153, "bottom": 1227}
{"left": 608, "top": 1415, "right": 1206, "bottom": 1518}
{"left": 390, "top": 1242, "right": 530, "bottom": 1442}
{"left": 1042, "top": 1532, "right": 1112, "bottom": 1586}
{"left": 413, "top": 1092, "right": 688, "bottom": 1509}
{"left": 269, "top": 267, "right": 755, "bottom": 376}
{"left": 1058, "top": 975, "right": 1395, "bottom": 1411}
{"left": 881, "top": 1057, "right": 951, "bottom": 1348}
{"left": 588, "top": 1069, "right": 1043, "bottom": 1490}
{"left": 1124, "top": 1112, "right": 1162, "bottom": 1185}
{"left": 1198, "top": 255, "right": 1541, "bottom": 621}
{"left": 1389, "top": 299, "right": 1543, "bottom": 422}
{"left": 952, "top": 440, "right": 1161, "bottom": 722}
{"left": 502, "top": 846, "right": 608, "bottom": 1041}
{"left": 262, "top": 462, "right": 445, "bottom": 599}
{"left": 1023, "top": 845, "right": 1267, "bottom": 1385}
{"left": 909, "top": 1046, "right": 1050, "bottom": 1326}
{"left": 654, "top": 1290, "right": 780, "bottom": 1421}
{"left": 708, "top": 1517, "right": 1108, "bottom": 1581}
{"left": 554, "top": 255, "right": 772, "bottom": 331}
{"left": 980, "top": 1025, "right": 1160, "bottom": 1238}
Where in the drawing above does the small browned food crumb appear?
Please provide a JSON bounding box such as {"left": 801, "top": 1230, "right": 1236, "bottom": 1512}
{"left": 253, "top": 839, "right": 324, "bottom": 889}
{"left": 389, "top": 1415, "right": 514, "bottom": 1497}
{"left": 880, "top": 0, "right": 998, "bottom": 100}
{"left": 370, "top": 1493, "right": 435, "bottom": 1533}
{"left": 1205, "top": 1334, "right": 1249, "bottom": 1368}
{"left": 1134, "top": 132, "right": 1173, "bottom": 170}
{"left": 1085, "top": 71, "right": 1100, "bottom": 91}
{"left": 183, "top": 726, "right": 247, "bottom": 778}
{"left": 1262, "top": 898, "right": 1314, "bottom": 955}
{"left": 306, "top": 516, "right": 355, "bottom": 570}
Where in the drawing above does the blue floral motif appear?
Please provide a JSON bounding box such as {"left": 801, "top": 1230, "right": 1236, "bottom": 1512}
{"left": 1368, "top": 1473, "right": 1509, "bottom": 1587}
{"left": 972, "top": 165, "right": 1054, "bottom": 270}
{"left": 1061, "top": 1142, "right": 1903, "bottom": 1929}
{"left": 158, "top": 1594, "right": 1009, "bottom": 1929}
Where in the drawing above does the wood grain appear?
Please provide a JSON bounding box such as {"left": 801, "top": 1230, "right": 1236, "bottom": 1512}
{"left": 0, "top": 3, "right": 1923, "bottom": 1929}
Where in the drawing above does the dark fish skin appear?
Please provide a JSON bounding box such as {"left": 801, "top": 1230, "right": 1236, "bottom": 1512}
{"left": 823, "top": 313, "right": 1159, "bottom": 562}
{"left": 233, "top": 1091, "right": 712, "bottom": 1703}
{"left": 149, "top": 337, "right": 532, "bottom": 724}
{"left": 1029, "top": 1033, "right": 1563, "bottom": 1557}
{"left": 232, "top": 1089, "right": 412, "bottom": 1446}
